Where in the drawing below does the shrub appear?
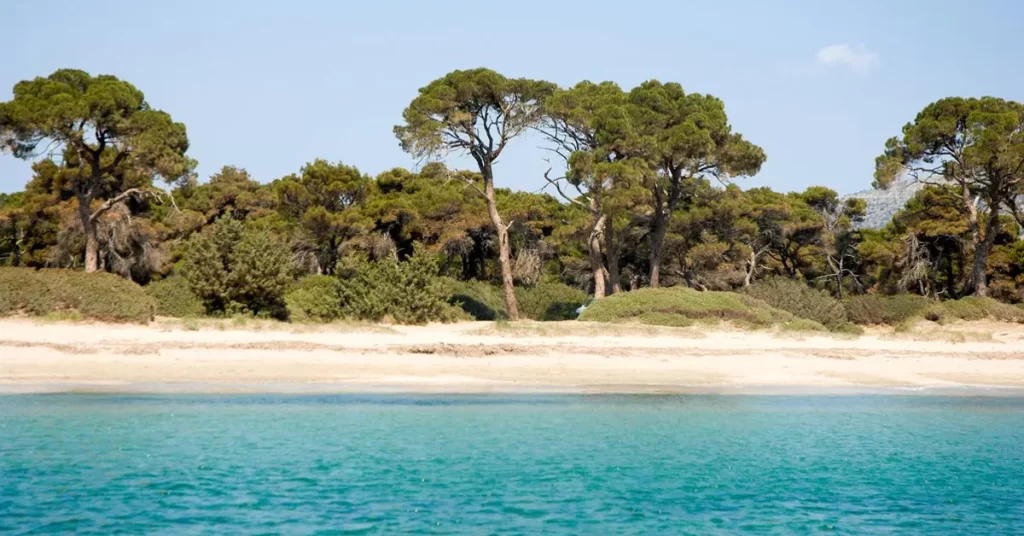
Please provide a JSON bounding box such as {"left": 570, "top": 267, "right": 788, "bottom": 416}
{"left": 0, "top": 267, "right": 154, "bottom": 323}
{"left": 443, "top": 279, "right": 588, "bottom": 321}
{"left": 940, "top": 297, "right": 1024, "bottom": 323}
{"left": 145, "top": 276, "right": 204, "bottom": 318}
{"left": 844, "top": 294, "right": 932, "bottom": 325}
{"left": 444, "top": 278, "right": 508, "bottom": 321}
{"left": 832, "top": 322, "right": 865, "bottom": 336}
{"left": 515, "top": 282, "right": 588, "bottom": 321}
{"left": 578, "top": 287, "right": 793, "bottom": 329}
{"left": 743, "top": 278, "right": 848, "bottom": 330}
{"left": 780, "top": 318, "right": 829, "bottom": 332}
{"left": 181, "top": 217, "right": 292, "bottom": 319}
{"left": 336, "top": 251, "right": 459, "bottom": 324}
{"left": 285, "top": 276, "right": 344, "bottom": 322}
{"left": 636, "top": 311, "right": 696, "bottom": 328}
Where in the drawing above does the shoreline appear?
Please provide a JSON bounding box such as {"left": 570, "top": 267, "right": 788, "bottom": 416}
{"left": 4, "top": 382, "right": 1024, "bottom": 397}
{"left": 2, "top": 318, "right": 1024, "bottom": 395}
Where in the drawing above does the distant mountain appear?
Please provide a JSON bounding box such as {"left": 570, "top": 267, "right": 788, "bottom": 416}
{"left": 843, "top": 177, "right": 925, "bottom": 230}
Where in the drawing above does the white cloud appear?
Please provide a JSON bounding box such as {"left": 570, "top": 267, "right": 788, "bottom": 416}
{"left": 815, "top": 44, "right": 880, "bottom": 75}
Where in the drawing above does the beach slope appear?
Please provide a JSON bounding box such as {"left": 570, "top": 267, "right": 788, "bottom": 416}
{"left": 1, "top": 319, "right": 1023, "bottom": 394}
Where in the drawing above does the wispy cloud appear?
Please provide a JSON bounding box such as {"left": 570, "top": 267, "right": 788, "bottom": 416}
{"left": 815, "top": 44, "right": 880, "bottom": 75}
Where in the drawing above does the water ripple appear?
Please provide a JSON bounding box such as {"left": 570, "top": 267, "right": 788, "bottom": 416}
{"left": 1, "top": 395, "right": 1023, "bottom": 534}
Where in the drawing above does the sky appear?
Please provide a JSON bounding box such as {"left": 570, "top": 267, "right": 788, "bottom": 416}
{"left": 2, "top": 0, "right": 1023, "bottom": 196}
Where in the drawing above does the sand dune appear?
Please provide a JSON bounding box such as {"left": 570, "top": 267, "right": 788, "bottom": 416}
{"left": 1, "top": 319, "right": 1023, "bottom": 394}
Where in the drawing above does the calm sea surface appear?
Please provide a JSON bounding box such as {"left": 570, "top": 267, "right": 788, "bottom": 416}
{"left": 1, "top": 394, "right": 1023, "bottom": 534}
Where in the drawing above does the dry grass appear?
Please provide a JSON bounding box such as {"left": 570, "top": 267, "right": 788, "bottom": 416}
{"left": 154, "top": 316, "right": 398, "bottom": 334}
{"left": 469, "top": 320, "right": 706, "bottom": 339}
{"left": 880, "top": 320, "right": 995, "bottom": 343}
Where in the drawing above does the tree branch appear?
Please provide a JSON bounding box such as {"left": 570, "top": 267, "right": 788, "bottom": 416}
{"left": 543, "top": 165, "right": 591, "bottom": 212}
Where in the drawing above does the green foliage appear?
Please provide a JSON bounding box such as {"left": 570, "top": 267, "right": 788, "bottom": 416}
{"left": 443, "top": 279, "right": 586, "bottom": 321}
{"left": 444, "top": 279, "right": 508, "bottom": 321}
{"left": 336, "top": 252, "right": 459, "bottom": 324}
{"left": 8, "top": 70, "right": 1024, "bottom": 330}
{"left": 848, "top": 295, "right": 1024, "bottom": 327}
{"left": 273, "top": 159, "right": 369, "bottom": 274}
{"left": 285, "top": 276, "right": 344, "bottom": 323}
{"left": 874, "top": 97, "right": 1024, "bottom": 296}
{"left": 179, "top": 166, "right": 273, "bottom": 222}
{"left": 0, "top": 267, "right": 154, "bottom": 323}
{"left": 578, "top": 287, "right": 792, "bottom": 328}
{"left": 181, "top": 217, "right": 292, "bottom": 319}
{"left": 0, "top": 69, "right": 196, "bottom": 272}
{"left": 515, "top": 282, "right": 588, "bottom": 321}
{"left": 0, "top": 70, "right": 193, "bottom": 179}
{"left": 780, "top": 318, "right": 829, "bottom": 332}
{"left": 743, "top": 278, "right": 848, "bottom": 330}
{"left": 145, "top": 276, "right": 204, "bottom": 318}
{"left": 394, "top": 68, "right": 555, "bottom": 161}
{"left": 832, "top": 322, "right": 866, "bottom": 336}
{"left": 844, "top": 294, "right": 932, "bottom": 325}
{"left": 939, "top": 297, "right": 1024, "bottom": 323}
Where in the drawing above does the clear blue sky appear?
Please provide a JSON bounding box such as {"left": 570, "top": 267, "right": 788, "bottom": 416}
{"left": 2, "top": 0, "right": 1022, "bottom": 195}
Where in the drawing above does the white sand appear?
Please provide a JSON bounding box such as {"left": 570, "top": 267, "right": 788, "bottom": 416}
{"left": 1, "top": 319, "right": 1023, "bottom": 394}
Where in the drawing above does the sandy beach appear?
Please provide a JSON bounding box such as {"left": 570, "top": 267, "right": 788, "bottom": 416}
{"left": 2, "top": 318, "right": 1024, "bottom": 394}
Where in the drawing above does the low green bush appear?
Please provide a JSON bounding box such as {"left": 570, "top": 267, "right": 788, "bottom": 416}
{"left": 444, "top": 278, "right": 508, "bottom": 321}
{"left": 0, "top": 267, "right": 154, "bottom": 323}
{"left": 844, "top": 294, "right": 932, "bottom": 325}
{"left": 780, "top": 318, "right": 829, "bottom": 332}
{"left": 515, "top": 282, "right": 587, "bottom": 321}
{"left": 578, "top": 287, "right": 793, "bottom": 329}
{"left": 940, "top": 297, "right": 1024, "bottom": 323}
{"left": 443, "top": 279, "right": 587, "bottom": 321}
{"left": 832, "top": 322, "right": 866, "bottom": 336}
{"left": 337, "top": 252, "right": 463, "bottom": 324}
{"left": 182, "top": 217, "right": 293, "bottom": 319}
{"left": 743, "top": 278, "right": 848, "bottom": 330}
{"left": 636, "top": 311, "right": 696, "bottom": 328}
{"left": 145, "top": 276, "right": 204, "bottom": 318}
{"left": 285, "top": 275, "right": 344, "bottom": 322}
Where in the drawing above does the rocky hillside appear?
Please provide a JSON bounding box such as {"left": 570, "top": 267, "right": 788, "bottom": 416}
{"left": 844, "top": 177, "right": 924, "bottom": 230}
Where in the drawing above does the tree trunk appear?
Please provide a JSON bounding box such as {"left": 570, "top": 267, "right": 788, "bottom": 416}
{"left": 605, "top": 220, "right": 622, "bottom": 294}
{"left": 589, "top": 213, "right": 608, "bottom": 299}
{"left": 971, "top": 239, "right": 990, "bottom": 297}
{"left": 972, "top": 206, "right": 999, "bottom": 298}
{"left": 494, "top": 223, "right": 519, "bottom": 320}
{"left": 945, "top": 251, "right": 956, "bottom": 299}
{"left": 78, "top": 194, "right": 100, "bottom": 273}
{"left": 744, "top": 250, "right": 757, "bottom": 287}
{"left": 964, "top": 188, "right": 997, "bottom": 297}
{"left": 482, "top": 169, "right": 519, "bottom": 321}
{"left": 648, "top": 203, "right": 667, "bottom": 288}
{"left": 6, "top": 217, "right": 21, "bottom": 267}
{"left": 827, "top": 254, "right": 845, "bottom": 299}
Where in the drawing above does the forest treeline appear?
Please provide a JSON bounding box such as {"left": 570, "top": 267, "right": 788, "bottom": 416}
{"left": 1, "top": 68, "right": 1024, "bottom": 323}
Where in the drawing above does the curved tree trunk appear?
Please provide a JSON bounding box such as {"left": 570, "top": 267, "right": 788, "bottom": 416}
{"left": 482, "top": 173, "right": 519, "bottom": 321}
{"left": 494, "top": 222, "right": 519, "bottom": 320}
{"left": 78, "top": 194, "right": 100, "bottom": 273}
{"left": 744, "top": 250, "right": 757, "bottom": 287}
{"left": 964, "top": 188, "right": 998, "bottom": 297}
{"left": 589, "top": 214, "right": 607, "bottom": 299}
{"left": 605, "top": 222, "right": 622, "bottom": 294}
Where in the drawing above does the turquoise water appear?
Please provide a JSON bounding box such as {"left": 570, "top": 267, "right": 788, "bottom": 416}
{"left": 1, "top": 395, "right": 1023, "bottom": 534}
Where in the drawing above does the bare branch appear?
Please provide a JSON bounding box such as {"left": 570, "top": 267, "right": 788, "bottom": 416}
{"left": 542, "top": 163, "right": 592, "bottom": 212}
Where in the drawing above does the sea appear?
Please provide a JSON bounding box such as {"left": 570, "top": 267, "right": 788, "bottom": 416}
{"left": 1, "top": 394, "right": 1022, "bottom": 534}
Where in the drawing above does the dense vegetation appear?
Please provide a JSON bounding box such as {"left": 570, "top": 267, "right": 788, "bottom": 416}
{"left": 0, "top": 267, "right": 154, "bottom": 322}
{"left": 2, "top": 68, "right": 1024, "bottom": 326}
